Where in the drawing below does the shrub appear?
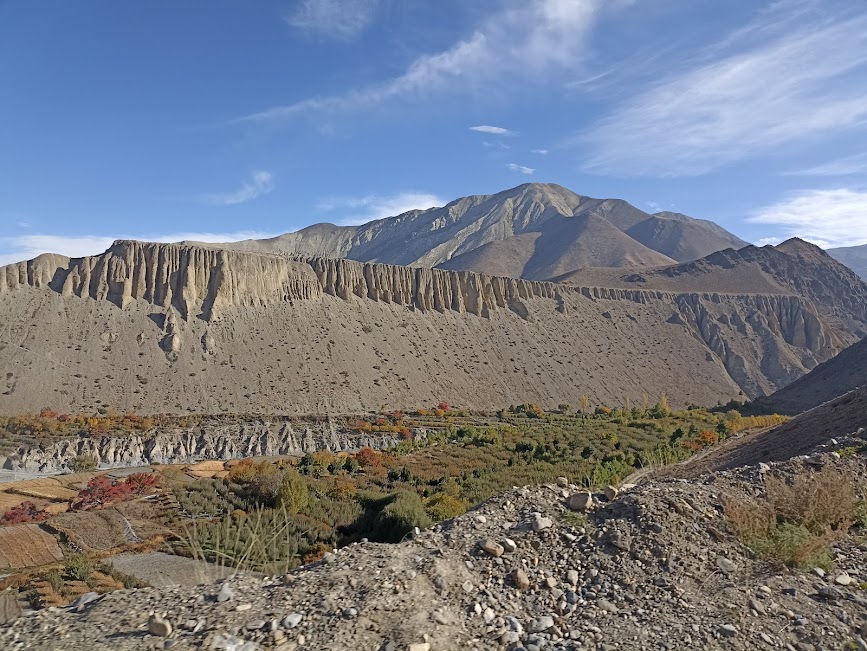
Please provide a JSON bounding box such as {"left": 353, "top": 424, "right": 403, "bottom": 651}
{"left": 69, "top": 454, "right": 98, "bottom": 472}
{"left": 1, "top": 501, "right": 48, "bottom": 525}
{"left": 724, "top": 467, "right": 857, "bottom": 569}
{"left": 73, "top": 475, "right": 134, "bottom": 510}
{"left": 425, "top": 493, "right": 468, "bottom": 521}
{"left": 63, "top": 553, "right": 93, "bottom": 582}
{"left": 279, "top": 471, "right": 310, "bottom": 514}
{"left": 124, "top": 472, "right": 158, "bottom": 496}
{"left": 373, "top": 491, "right": 433, "bottom": 542}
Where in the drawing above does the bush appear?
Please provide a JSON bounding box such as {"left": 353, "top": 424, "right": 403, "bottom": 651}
{"left": 64, "top": 553, "right": 93, "bottom": 582}
{"left": 1, "top": 501, "right": 48, "bottom": 525}
{"left": 279, "top": 471, "right": 310, "bottom": 514}
{"left": 425, "top": 493, "right": 468, "bottom": 521}
{"left": 372, "top": 491, "right": 433, "bottom": 542}
{"left": 724, "top": 467, "right": 857, "bottom": 569}
{"left": 69, "top": 454, "right": 98, "bottom": 472}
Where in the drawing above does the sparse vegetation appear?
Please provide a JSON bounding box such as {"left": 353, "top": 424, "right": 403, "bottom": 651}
{"left": 724, "top": 467, "right": 859, "bottom": 569}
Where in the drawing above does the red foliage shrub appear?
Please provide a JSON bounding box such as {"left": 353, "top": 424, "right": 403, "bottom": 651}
{"left": 0, "top": 501, "right": 48, "bottom": 525}
{"left": 437, "top": 402, "right": 449, "bottom": 412}
{"left": 124, "top": 472, "right": 158, "bottom": 495}
{"left": 354, "top": 447, "right": 383, "bottom": 468}
{"left": 400, "top": 428, "right": 412, "bottom": 440}
{"left": 72, "top": 475, "right": 135, "bottom": 510}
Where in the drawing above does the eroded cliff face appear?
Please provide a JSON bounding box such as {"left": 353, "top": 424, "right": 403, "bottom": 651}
{"left": 0, "top": 240, "right": 855, "bottom": 410}
{"left": 0, "top": 420, "right": 403, "bottom": 473}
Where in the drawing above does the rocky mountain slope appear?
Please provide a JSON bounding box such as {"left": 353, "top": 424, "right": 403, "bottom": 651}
{"left": 751, "top": 337, "right": 867, "bottom": 415}
{"left": 207, "top": 184, "right": 747, "bottom": 279}
{"left": 2, "top": 442, "right": 865, "bottom": 650}
{"left": 0, "top": 240, "right": 856, "bottom": 414}
{"left": 550, "top": 238, "right": 867, "bottom": 339}
{"left": 828, "top": 243, "right": 867, "bottom": 281}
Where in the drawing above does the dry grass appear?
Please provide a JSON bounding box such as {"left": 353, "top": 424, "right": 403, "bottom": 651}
{"left": 723, "top": 467, "right": 858, "bottom": 569}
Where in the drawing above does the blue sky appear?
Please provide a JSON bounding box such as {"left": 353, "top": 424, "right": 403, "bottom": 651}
{"left": 1, "top": 0, "right": 866, "bottom": 266}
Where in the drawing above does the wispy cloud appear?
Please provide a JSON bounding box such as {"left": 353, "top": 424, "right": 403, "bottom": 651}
{"left": 748, "top": 188, "right": 867, "bottom": 248}
{"left": 316, "top": 191, "right": 445, "bottom": 225}
{"left": 581, "top": 3, "right": 867, "bottom": 176}
{"left": 782, "top": 153, "right": 867, "bottom": 177}
{"left": 203, "top": 170, "right": 275, "bottom": 206}
{"left": 237, "top": 0, "right": 608, "bottom": 124}
{"left": 506, "top": 163, "right": 535, "bottom": 175}
{"left": 470, "top": 125, "right": 514, "bottom": 135}
{"left": 284, "top": 0, "right": 379, "bottom": 40}
{"left": 530, "top": 149, "right": 548, "bottom": 155}
{"left": 0, "top": 231, "right": 279, "bottom": 267}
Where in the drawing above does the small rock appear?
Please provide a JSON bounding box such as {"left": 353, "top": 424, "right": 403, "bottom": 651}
{"left": 818, "top": 585, "right": 845, "bottom": 600}
{"left": 749, "top": 598, "right": 765, "bottom": 614}
{"left": 566, "top": 569, "right": 579, "bottom": 586}
{"left": 236, "top": 604, "right": 252, "bottom": 612}
{"left": 545, "top": 576, "right": 558, "bottom": 589}
{"left": 532, "top": 515, "right": 553, "bottom": 531}
{"left": 597, "top": 599, "right": 618, "bottom": 614}
{"left": 603, "top": 485, "right": 618, "bottom": 501}
{"left": 835, "top": 573, "right": 852, "bottom": 586}
{"left": 408, "top": 644, "right": 430, "bottom": 651}
{"left": 567, "top": 492, "right": 593, "bottom": 512}
{"left": 246, "top": 620, "right": 266, "bottom": 630}
{"left": 462, "top": 580, "right": 474, "bottom": 593}
{"left": 718, "top": 624, "right": 738, "bottom": 638}
{"left": 433, "top": 575, "right": 447, "bottom": 593}
{"left": 216, "top": 583, "right": 234, "bottom": 603}
{"left": 556, "top": 477, "right": 569, "bottom": 488}
{"left": 531, "top": 616, "right": 555, "bottom": 632}
{"left": 343, "top": 607, "right": 358, "bottom": 618}
{"left": 68, "top": 592, "right": 99, "bottom": 612}
{"left": 716, "top": 557, "right": 737, "bottom": 574}
{"left": 476, "top": 515, "right": 487, "bottom": 524}
{"left": 512, "top": 568, "right": 530, "bottom": 590}
{"left": 812, "top": 567, "right": 826, "bottom": 578}
{"left": 502, "top": 538, "right": 517, "bottom": 554}
{"left": 481, "top": 539, "right": 505, "bottom": 557}
{"left": 283, "top": 613, "right": 303, "bottom": 628}
{"left": 148, "top": 613, "right": 173, "bottom": 637}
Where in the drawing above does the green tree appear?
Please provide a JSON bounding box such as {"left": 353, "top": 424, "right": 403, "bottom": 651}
{"left": 279, "top": 470, "right": 309, "bottom": 514}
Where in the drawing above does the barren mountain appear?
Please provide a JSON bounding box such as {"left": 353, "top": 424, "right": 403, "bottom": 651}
{"left": 0, "top": 239, "right": 857, "bottom": 415}
{"left": 828, "top": 243, "right": 867, "bottom": 280}
{"left": 550, "top": 239, "right": 867, "bottom": 339}
{"left": 207, "top": 183, "right": 746, "bottom": 279}
{"left": 751, "top": 336, "right": 867, "bottom": 415}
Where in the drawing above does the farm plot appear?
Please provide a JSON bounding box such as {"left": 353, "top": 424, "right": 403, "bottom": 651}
{"left": 4, "top": 478, "right": 78, "bottom": 501}
{"left": 0, "top": 523, "right": 63, "bottom": 568}
{"left": 49, "top": 502, "right": 172, "bottom": 552}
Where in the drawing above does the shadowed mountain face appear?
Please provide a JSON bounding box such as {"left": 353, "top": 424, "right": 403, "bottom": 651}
{"left": 206, "top": 184, "right": 747, "bottom": 280}
{"left": 828, "top": 243, "right": 867, "bottom": 281}
{"left": 752, "top": 337, "right": 867, "bottom": 415}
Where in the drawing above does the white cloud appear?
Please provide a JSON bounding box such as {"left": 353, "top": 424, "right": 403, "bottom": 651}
{"left": 581, "top": 6, "right": 867, "bottom": 176}
{"left": 284, "top": 0, "right": 379, "bottom": 40}
{"left": 470, "top": 125, "right": 514, "bottom": 135}
{"left": 756, "top": 236, "right": 782, "bottom": 246}
{"left": 782, "top": 153, "right": 867, "bottom": 177}
{"left": 748, "top": 188, "right": 867, "bottom": 248}
{"left": 316, "top": 191, "right": 445, "bottom": 225}
{"left": 530, "top": 149, "right": 548, "bottom": 155}
{"left": 0, "top": 231, "right": 279, "bottom": 267}
{"left": 237, "top": 0, "right": 607, "bottom": 124}
{"left": 204, "top": 170, "right": 275, "bottom": 206}
{"left": 506, "top": 163, "right": 535, "bottom": 175}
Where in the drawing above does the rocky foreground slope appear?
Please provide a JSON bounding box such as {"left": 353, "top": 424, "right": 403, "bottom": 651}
{"left": 2, "top": 431, "right": 865, "bottom": 650}
{"left": 0, "top": 240, "right": 859, "bottom": 414}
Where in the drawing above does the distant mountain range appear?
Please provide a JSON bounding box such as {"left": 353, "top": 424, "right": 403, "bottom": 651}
{"left": 827, "top": 244, "right": 867, "bottom": 281}
{"left": 198, "top": 183, "right": 749, "bottom": 281}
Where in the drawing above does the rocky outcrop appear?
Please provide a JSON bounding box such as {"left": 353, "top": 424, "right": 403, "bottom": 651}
{"left": 0, "top": 419, "right": 406, "bottom": 473}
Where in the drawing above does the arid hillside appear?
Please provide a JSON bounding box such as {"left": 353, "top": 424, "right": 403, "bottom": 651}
{"left": 828, "top": 242, "right": 867, "bottom": 280}
{"left": 0, "top": 240, "right": 860, "bottom": 415}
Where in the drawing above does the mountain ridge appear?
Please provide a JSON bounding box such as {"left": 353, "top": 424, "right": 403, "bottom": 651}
{"left": 197, "top": 183, "right": 747, "bottom": 280}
